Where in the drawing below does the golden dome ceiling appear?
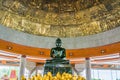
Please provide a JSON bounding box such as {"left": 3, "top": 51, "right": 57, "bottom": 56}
{"left": 0, "top": 0, "right": 120, "bottom": 37}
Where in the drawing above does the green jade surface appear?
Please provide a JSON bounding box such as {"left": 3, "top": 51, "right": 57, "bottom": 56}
{"left": 44, "top": 38, "right": 72, "bottom": 76}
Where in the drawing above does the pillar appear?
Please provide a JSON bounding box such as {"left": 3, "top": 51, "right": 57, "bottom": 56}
{"left": 85, "top": 57, "right": 91, "bottom": 80}
{"left": 19, "top": 55, "right": 26, "bottom": 80}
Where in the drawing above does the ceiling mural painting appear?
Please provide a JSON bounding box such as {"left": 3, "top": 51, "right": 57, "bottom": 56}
{"left": 0, "top": 0, "right": 120, "bottom": 37}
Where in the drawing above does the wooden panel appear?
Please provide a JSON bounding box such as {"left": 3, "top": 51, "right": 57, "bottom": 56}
{"left": 0, "top": 39, "right": 50, "bottom": 58}
{"left": 0, "top": 39, "right": 120, "bottom": 59}
{"left": 66, "top": 42, "right": 120, "bottom": 58}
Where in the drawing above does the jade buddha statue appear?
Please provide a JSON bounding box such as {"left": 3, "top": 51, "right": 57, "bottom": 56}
{"left": 44, "top": 38, "right": 72, "bottom": 75}
{"left": 50, "top": 38, "right": 66, "bottom": 59}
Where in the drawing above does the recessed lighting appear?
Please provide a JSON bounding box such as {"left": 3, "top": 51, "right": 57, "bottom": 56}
{"left": 40, "top": 51, "right": 44, "bottom": 55}
{"left": 7, "top": 46, "right": 12, "bottom": 50}
{"left": 69, "top": 53, "right": 73, "bottom": 56}
{"left": 101, "top": 49, "right": 106, "bottom": 53}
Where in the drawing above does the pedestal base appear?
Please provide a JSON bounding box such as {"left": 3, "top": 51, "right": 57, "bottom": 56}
{"left": 44, "top": 59, "right": 72, "bottom": 76}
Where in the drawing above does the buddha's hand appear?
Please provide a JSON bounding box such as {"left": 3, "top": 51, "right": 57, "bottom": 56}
{"left": 53, "top": 54, "right": 56, "bottom": 58}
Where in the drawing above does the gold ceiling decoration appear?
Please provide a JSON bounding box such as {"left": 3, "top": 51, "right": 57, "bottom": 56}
{"left": 0, "top": 0, "right": 120, "bottom": 37}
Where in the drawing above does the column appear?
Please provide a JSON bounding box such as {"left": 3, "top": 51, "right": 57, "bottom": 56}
{"left": 85, "top": 57, "right": 91, "bottom": 80}
{"left": 35, "top": 63, "right": 38, "bottom": 75}
{"left": 19, "top": 55, "right": 26, "bottom": 80}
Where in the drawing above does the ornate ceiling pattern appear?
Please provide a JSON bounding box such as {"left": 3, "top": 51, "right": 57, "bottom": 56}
{"left": 0, "top": 0, "right": 120, "bottom": 37}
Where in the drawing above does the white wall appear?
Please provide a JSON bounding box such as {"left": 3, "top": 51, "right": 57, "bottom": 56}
{"left": 0, "top": 24, "right": 120, "bottom": 49}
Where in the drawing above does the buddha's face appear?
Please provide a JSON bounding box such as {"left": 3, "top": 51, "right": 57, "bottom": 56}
{"left": 55, "top": 38, "right": 62, "bottom": 47}
{"left": 56, "top": 41, "right": 61, "bottom": 47}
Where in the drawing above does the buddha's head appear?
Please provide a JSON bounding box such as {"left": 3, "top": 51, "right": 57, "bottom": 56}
{"left": 56, "top": 38, "right": 62, "bottom": 47}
